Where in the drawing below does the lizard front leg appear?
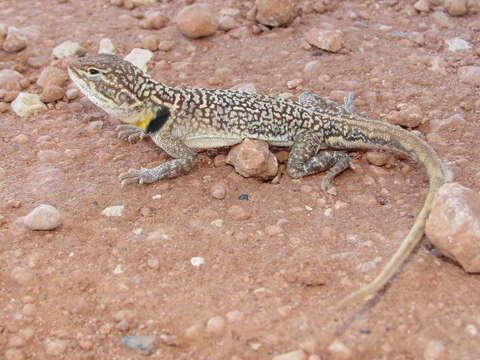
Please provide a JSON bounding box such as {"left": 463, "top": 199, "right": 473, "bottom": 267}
{"left": 116, "top": 124, "right": 146, "bottom": 143}
{"left": 119, "top": 133, "right": 197, "bottom": 186}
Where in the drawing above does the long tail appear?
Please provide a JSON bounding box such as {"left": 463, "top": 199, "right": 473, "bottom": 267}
{"left": 330, "top": 116, "right": 449, "bottom": 308}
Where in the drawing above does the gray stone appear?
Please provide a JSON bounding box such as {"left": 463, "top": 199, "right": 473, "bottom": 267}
{"left": 121, "top": 335, "right": 157, "bottom": 355}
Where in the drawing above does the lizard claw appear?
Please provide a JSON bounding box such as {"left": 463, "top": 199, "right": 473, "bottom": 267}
{"left": 119, "top": 168, "right": 157, "bottom": 186}
{"left": 116, "top": 125, "right": 145, "bottom": 143}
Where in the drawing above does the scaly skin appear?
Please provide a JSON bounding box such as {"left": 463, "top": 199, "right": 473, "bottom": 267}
{"left": 68, "top": 54, "right": 449, "bottom": 308}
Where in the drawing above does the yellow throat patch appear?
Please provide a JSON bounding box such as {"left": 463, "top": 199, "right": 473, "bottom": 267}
{"left": 133, "top": 110, "right": 155, "bottom": 130}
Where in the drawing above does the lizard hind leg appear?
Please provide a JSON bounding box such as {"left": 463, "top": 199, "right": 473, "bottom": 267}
{"left": 287, "top": 133, "right": 353, "bottom": 192}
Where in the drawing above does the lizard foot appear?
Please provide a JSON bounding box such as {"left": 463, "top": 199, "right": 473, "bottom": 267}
{"left": 119, "top": 168, "right": 157, "bottom": 187}
{"left": 116, "top": 124, "right": 146, "bottom": 143}
{"left": 319, "top": 157, "right": 355, "bottom": 193}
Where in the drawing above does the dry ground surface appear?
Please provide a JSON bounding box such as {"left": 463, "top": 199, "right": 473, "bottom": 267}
{"left": 1, "top": 0, "right": 480, "bottom": 359}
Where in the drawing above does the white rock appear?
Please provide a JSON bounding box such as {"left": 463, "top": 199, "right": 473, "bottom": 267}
{"left": 273, "top": 349, "right": 308, "bottom": 360}
{"left": 98, "top": 38, "right": 115, "bottom": 55}
{"left": 23, "top": 204, "right": 62, "bottom": 231}
{"left": 423, "top": 339, "right": 445, "bottom": 360}
{"left": 124, "top": 48, "right": 153, "bottom": 72}
{"left": 191, "top": 256, "right": 205, "bottom": 267}
{"left": 327, "top": 339, "right": 352, "bottom": 359}
{"left": 458, "top": 66, "right": 480, "bottom": 86}
{"left": 205, "top": 316, "right": 226, "bottom": 335}
{"left": 231, "top": 83, "right": 257, "bottom": 93}
{"left": 101, "top": 205, "right": 125, "bottom": 217}
{"left": 52, "top": 40, "right": 82, "bottom": 58}
{"left": 44, "top": 338, "right": 68, "bottom": 356}
{"left": 426, "top": 183, "right": 480, "bottom": 272}
{"left": 11, "top": 92, "right": 47, "bottom": 117}
{"left": 445, "top": 37, "right": 471, "bottom": 51}
{"left": 3, "top": 27, "right": 28, "bottom": 52}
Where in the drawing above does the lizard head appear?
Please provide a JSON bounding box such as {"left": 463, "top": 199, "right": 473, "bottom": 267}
{"left": 68, "top": 54, "right": 153, "bottom": 122}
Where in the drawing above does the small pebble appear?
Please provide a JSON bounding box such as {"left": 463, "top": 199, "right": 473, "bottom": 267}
{"left": 287, "top": 79, "right": 303, "bottom": 89}
{"left": 458, "top": 66, "right": 480, "bottom": 86}
{"left": 158, "top": 40, "right": 176, "bottom": 52}
{"left": 98, "top": 38, "right": 115, "bottom": 54}
{"left": 22, "top": 303, "right": 35, "bottom": 316}
{"left": 226, "top": 138, "right": 278, "bottom": 180}
{"left": 185, "top": 324, "right": 202, "bottom": 339}
{"left": 124, "top": 48, "right": 153, "bottom": 72}
{"left": 265, "top": 224, "right": 283, "bottom": 236}
{"left": 37, "top": 66, "right": 69, "bottom": 88}
{"left": 23, "top": 204, "right": 62, "bottom": 230}
{"left": 142, "top": 35, "right": 158, "bottom": 51}
{"left": 113, "top": 264, "right": 124, "bottom": 274}
{"left": 37, "top": 150, "right": 61, "bottom": 162}
{"left": 3, "top": 27, "right": 27, "bottom": 53}
{"left": 214, "top": 154, "right": 226, "bottom": 167}
{"left": 272, "top": 349, "right": 308, "bottom": 360}
{"left": 445, "top": 37, "right": 471, "bottom": 51}
{"left": 256, "top": 0, "right": 297, "bottom": 27}
{"left": 445, "top": 0, "right": 469, "bottom": 16}
{"left": 11, "top": 92, "right": 47, "bottom": 117}
{"left": 366, "top": 151, "right": 392, "bottom": 166}
{"left": 147, "top": 257, "right": 160, "bottom": 270}
{"left": 227, "top": 205, "right": 251, "bottom": 220}
{"left": 13, "top": 134, "right": 29, "bottom": 145}
{"left": 176, "top": 4, "right": 218, "bottom": 39}
{"left": 211, "top": 182, "right": 226, "bottom": 199}
{"left": 305, "top": 29, "right": 343, "bottom": 52}
{"left": 101, "top": 205, "right": 124, "bottom": 217}
{"left": 18, "top": 328, "right": 34, "bottom": 341}
{"left": 11, "top": 267, "right": 34, "bottom": 285}
{"left": 40, "top": 86, "right": 65, "bottom": 103}
{"left": 5, "top": 349, "right": 25, "bottom": 360}
{"left": 211, "top": 218, "right": 224, "bottom": 227}
{"left": 52, "top": 40, "right": 82, "bottom": 58}
{"left": 238, "top": 194, "right": 249, "bottom": 200}
{"left": 121, "top": 335, "right": 157, "bottom": 355}
{"left": 44, "top": 338, "right": 68, "bottom": 356}
{"left": 327, "top": 339, "right": 352, "bottom": 360}
{"left": 8, "top": 335, "right": 26, "bottom": 348}
{"left": 191, "top": 256, "right": 205, "bottom": 267}
{"left": 414, "top": 0, "right": 431, "bottom": 12}
{"left": 206, "top": 316, "right": 226, "bottom": 335}
{"left": 423, "top": 340, "right": 445, "bottom": 360}
{"left": 0, "top": 69, "right": 24, "bottom": 91}
{"left": 466, "top": 324, "right": 478, "bottom": 336}
{"left": 226, "top": 310, "right": 243, "bottom": 322}
{"left": 8, "top": 199, "right": 21, "bottom": 208}
{"left": 141, "top": 11, "right": 168, "bottom": 30}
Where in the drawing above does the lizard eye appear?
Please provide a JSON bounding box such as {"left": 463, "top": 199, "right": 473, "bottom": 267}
{"left": 88, "top": 68, "right": 100, "bottom": 75}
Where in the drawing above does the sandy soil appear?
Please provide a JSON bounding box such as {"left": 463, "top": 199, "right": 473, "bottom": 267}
{"left": 1, "top": 0, "right": 480, "bottom": 359}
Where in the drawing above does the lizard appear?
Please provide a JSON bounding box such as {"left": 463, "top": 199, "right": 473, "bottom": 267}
{"left": 68, "top": 53, "right": 449, "bottom": 307}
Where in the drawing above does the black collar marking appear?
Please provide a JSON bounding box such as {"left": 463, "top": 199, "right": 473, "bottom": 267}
{"left": 146, "top": 107, "right": 170, "bottom": 134}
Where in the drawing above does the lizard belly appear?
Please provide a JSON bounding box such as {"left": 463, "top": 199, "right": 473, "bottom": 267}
{"left": 183, "top": 135, "right": 293, "bottom": 149}
{"left": 183, "top": 135, "right": 243, "bottom": 149}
